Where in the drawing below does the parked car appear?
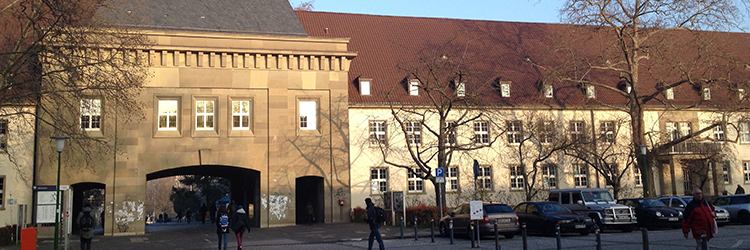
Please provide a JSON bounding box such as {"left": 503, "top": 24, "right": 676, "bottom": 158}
{"left": 548, "top": 188, "right": 637, "bottom": 231}
{"left": 659, "top": 195, "right": 730, "bottom": 225}
{"left": 439, "top": 202, "right": 519, "bottom": 238}
{"left": 712, "top": 195, "right": 750, "bottom": 224}
{"left": 513, "top": 202, "right": 595, "bottom": 236}
{"left": 617, "top": 198, "right": 681, "bottom": 228}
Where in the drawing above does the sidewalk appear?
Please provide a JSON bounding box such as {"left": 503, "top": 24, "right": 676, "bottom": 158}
{"left": 27, "top": 223, "right": 436, "bottom": 249}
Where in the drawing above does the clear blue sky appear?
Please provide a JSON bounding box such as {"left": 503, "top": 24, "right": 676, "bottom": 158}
{"left": 289, "top": 0, "right": 749, "bottom": 31}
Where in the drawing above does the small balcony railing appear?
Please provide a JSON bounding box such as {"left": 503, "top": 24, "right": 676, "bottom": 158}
{"left": 666, "top": 141, "right": 722, "bottom": 154}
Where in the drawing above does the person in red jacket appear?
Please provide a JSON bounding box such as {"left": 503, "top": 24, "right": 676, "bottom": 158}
{"left": 682, "top": 188, "right": 716, "bottom": 249}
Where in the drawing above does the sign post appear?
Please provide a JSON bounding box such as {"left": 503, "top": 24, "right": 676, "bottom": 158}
{"left": 436, "top": 167, "right": 445, "bottom": 220}
{"left": 469, "top": 200, "right": 483, "bottom": 247}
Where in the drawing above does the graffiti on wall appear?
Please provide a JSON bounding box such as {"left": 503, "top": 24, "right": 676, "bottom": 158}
{"left": 261, "top": 193, "right": 289, "bottom": 220}
{"left": 115, "top": 199, "right": 144, "bottom": 233}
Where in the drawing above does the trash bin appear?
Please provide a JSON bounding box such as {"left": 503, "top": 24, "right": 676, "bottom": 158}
{"left": 21, "top": 227, "right": 37, "bottom": 250}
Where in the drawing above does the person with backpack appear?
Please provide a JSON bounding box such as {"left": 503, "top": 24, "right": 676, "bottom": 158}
{"left": 231, "top": 203, "right": 251, "bottom": 250}
{"left": 365, "top": 198, "right": 385, "bottom": 250}
{"left": 76, "top": 204, "right": 98, "bottom": 250}
{"left": 216, "top": 206, "right": 230, "bottom": 250}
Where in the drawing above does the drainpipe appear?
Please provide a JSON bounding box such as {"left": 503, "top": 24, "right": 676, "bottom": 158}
{"left": 589, "top": 109, "right": 600, "bottom": 188}
{"left": 30, "top": 48, "right": 43, "bottom": 225}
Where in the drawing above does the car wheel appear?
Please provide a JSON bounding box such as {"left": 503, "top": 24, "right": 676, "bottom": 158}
{"left": 503, "top": 233, "right": 515, "bottom": 239}
{"left": 739, "top": 210, "right": 750, "bottom": 225}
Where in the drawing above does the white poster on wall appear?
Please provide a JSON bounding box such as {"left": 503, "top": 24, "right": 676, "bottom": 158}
{"left": 36, "top": 191, "right": 58, "bottom": 223}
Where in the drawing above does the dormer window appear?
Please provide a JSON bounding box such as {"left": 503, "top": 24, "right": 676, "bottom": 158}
{"left": 739, "top": 88, "right": 746, "bottom": 100}
{"left": 702, "top": 87, "right": 711, "bottom": 100}
{"left": 456, "top": 82, "right": 466, "bottom": 97}
{"left": 665, "top": 88, "right": 674, "bottom": 100}
{"left": 585, "top": 85, "right": 596, "bottom": 99}
{"left": 500, "top": 82, "right": 511, "bottom": 97}
{"left": 359, "top": 79, "right": 371, "bottom": 96}
{"left": 544, "top": 84, "right": 554, "bottom": 98}
{"left": 409, "top": 79, "right": 419, "bottom": 96}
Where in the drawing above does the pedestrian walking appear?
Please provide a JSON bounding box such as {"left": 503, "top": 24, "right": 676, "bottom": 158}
{"left": 682, "top": 188, "right": 717, "bottom": 250}
{"left": 216, "top": 206, "right": 230, "bottom": 250}
{"left": 231, "top": 204, "right": 251, "bottom": 250}
{"left": 736, "top": 185, "right": 746, "bottom": 194}
{"left": 77, "top": 204, "right": 98, "bottom": 250}
{"left": 365, "top": 198, "right": 385, "bottom": 250}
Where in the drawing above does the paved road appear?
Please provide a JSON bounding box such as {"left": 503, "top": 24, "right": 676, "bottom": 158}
{"left": 17, "top": 223, "right": 750, "bottom": 249}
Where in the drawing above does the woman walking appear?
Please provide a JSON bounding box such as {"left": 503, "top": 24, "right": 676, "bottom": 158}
{"left": 215, "top": 206, "right": 230, "bottom": 250}
{"left": 231, "top": 204, "right": 251, "bottom": 250}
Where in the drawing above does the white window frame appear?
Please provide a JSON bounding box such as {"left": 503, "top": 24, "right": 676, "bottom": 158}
{"left": 409, "top": 79, "right": 420, "bottom": 96}
{"left": 80, "top": 98, "right": 102, "bottom": 131}
{"left": 407, "top": 169, "right": 424, "bottom": 193}
{"left": 360, "top": 79, "right": 371, "bottom": 96}
{"left": 445, "top": 121, "right": 457, "bottom": 146}
{"left": 0, "top": 119, "right": 7, "bottom": 151}
{"left": 585, "top": 85, "right": 596, "bottom": 99}
{"left": 573, "top": 164, "right": 588, "bottom": 188}
{"left": 510, "top": 165, "right": 524, "bottom": 190}
{"left": 369, "top": 120, "right": 387, "bottom": 146}
{"left": 666, "top": 122, "right": 679, "bottom": 141}
{"left": 456, "top": 82, "right": 466, "bottom": 97}
{"left": 507, "top": 120, "right": 523, "bottom": 144}
{"left": 702, "top": 87, "right": 711, "bottom": 100}
{"left": 600, "top": 121, "right": 615, "bottom": 143}
{"left": 478, "top": 165, "right": 493, "bottom": 190}
{"left": 371, "top": 168, "right": 388, "bottom": 194}
{"left": 195, "top": 99, "right": 216, "bottom": 131}
{"left": 570, "top": 121, "right": 585, "bottom": 142}
{"left": 157, "top": 99, "right": 179, "bottom": 131}
{"left": 474, "top": 121, "right": 490, "bottom": 145}
{"left": 739, "top": 121, "right": 750, "bottom": 144}
{"left": 634, "top": 167, "right": 643, "bottom": 187}
{"left": 743, "top": 162, "right": 750, "bottom": 184}
{"left": 298, "top": 100, "right": 318, "bottom": 131}
{"left": 721, "top": 161, "right": 731, "bottom": 184}
{"left": 544, "top": 84, "right": 554, "bottom": 98}
{"left": 446, "top": 166, "right": 459, "bottom": 192}
{"left": 500, "top": 82, "right": 511, "bottom": 97}
{"left": 405, "top": 121, "right": 422, "bottom": 146}
{"left": 542, "top": 164, "right": 557, "bottom": 189}
{"left": 231, "top": 100, "right": 251, "bottom": 130}
{"left": 665, "top": 88, "right": 674, "bottom": 100}
{"left": 714, "top": 125, "right": 726, "bottom": 141}
{"left": 539, "top": 120, "right": 554, "bottom": 144}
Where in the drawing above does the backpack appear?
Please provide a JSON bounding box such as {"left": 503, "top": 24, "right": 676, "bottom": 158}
{"left": 375, "top": 207, "right": 386, "bottom": 224}
{"left": 80, "top": 213, "right": 94, "bottom": 231}
{"left": 219, "top": 214, "right": 229, "bottom": 233}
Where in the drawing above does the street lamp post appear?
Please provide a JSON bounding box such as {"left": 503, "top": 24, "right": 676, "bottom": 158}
{"left": 51, "top": 136, "right": 68, "bottom": 250}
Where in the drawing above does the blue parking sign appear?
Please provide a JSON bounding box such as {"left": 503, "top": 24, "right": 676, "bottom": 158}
{"left": 436, "top": 167, "right": 445, "bottom": 178}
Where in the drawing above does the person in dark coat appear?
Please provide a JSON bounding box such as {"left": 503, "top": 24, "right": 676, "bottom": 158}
{"left": 682, "top": 188, "right": 716, "bottom": 249}
{"left": 736, "top": 185, "right": 746, "bottom": 194}
{"left": 365, "top": 198, "right": 384, "bottom": 250}
{"left": 76, "top": 204, "right": 98, "bottom": 250}
{"left": 231, "top": 204, "right": 251, "bottom": 250}
{"left": 215, "top": 206, "right": 230, "bottom": 250}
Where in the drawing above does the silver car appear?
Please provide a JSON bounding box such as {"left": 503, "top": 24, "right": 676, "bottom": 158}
{"left": 659, "top": 196, "right": 730, "bottom": 225}
{"left": 712, "top": 195, "right": 750, "bottom": 224}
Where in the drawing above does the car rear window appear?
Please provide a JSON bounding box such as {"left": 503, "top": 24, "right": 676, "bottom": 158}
{"left": 484, "top": 204, "right": 513, "bottom": 214}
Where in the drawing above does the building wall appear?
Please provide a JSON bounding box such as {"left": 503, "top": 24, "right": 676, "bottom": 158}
{"left": 34, "top": 30, "right": 353, "bottom": 235}
{"left": 0, "top": 107, "right": 35, "bottom": 227}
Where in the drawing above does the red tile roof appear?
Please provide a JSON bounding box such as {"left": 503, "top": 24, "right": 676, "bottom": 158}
{"left": 296, "top": 11, "right": 750, "bottom": 108}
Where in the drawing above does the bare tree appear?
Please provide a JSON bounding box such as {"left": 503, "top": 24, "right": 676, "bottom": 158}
{"left": 529, "top": 0, "right": 750, "bottom": 196}
{"left": 1, "top": 0, "right": 148, "bottom": 169}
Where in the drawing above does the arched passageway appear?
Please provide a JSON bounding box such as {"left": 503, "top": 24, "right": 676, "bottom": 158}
{"left": 296, "top": 176, "right": 324, "bottom": 225}
{"left": 71, "top": 182, "right": 106, "bottom": 235}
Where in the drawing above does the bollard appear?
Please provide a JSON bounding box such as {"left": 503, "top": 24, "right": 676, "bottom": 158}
{"left": 522, "top": 223, "right": 528, "bottom": 250}
{"left": 641, "top": 228, "right": 649, "bottom": 250}
{"left": 430, "top": 219, "right": 435, "bottom": 243}
{"left": 555, "top": 224, "right": 562, "bottom": 250}
{"left": 700, "top": 234, "right": 708, "bottom": 250}
{"left": 449, "top": 218, "right": 454, "bottom": 245}
{"left": 595, "top": 228, "right": 601, "bottom": 250}
{"left": 494, "top": 220, "right": 500, "bottom": 250}
{"left": 476, "top": 221, "right": 481, "bottom": 248}
{"left": 413, "top": 216, "right": 418, "bottom": 241}
{"left": 400, "top": 216, "right": 404, "bottom": 239}
{"left": 470, "top": 223, "right": 476, "bottom": 248}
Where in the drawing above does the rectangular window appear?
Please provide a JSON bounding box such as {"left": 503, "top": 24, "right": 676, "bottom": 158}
{"left": 585, "top": 85, "right": 596, "bottom": 99}
{"left": 544, "top": 84, "right": 554, "bottom": 98}
{"left": 456, "top": 82, "right": 466, "bottom": 97}
{"left": 299, "top": 100, "right": 317, "bottom": 130}
{"left": 157, "top": 99, "right": 179, "bottom": 131}
{"left": 478, "top": 166, "right": 493, "bottom": 190}
{"left": 406, "top": 121, "right": 422, "bottom": 145}
{"left": 573, "top": 164, "right": 588, "bottom": 188}
{"left": 369, "top": 120, "right": 387, "bottom": 146}
{"left": 721, "top": 161, "right": 731, "bottom": 184}
{"left": 683, "top": 167, "right": 692, "bottom": 194}
{"left": 407, "top": 169, "right": 424, "bottom": 193}
{"left": 666, "top": 122, "right": 679, "bottom": 141}
{"left": 507, "top": 120, "right": 523, "bottom": 144}
{"left": 80, "top": 98, "right": 102, "bottom": 131}
{"left": 539, "top": 120, "right": 555, "bottom": 144}
{"left": 714, "top": 125, "right": 725, "bottom": 141}
{"left": 600, "top": 121, "right": 615, "bottom": 143}
{"left": 0, "top": 120, "right": 7, "bottom": 151}
{"left": 409, "top": 80, "right": 419, "bottom": 96}
{"left": 500, "top": 82, "right": 511, "bottom": 97}
{"left": 703, "top": 87, "right": 711, "bottom": 100}
{"left": 195, "top": 100, "right": 215, "bottom": 130}
{"left": 569, "top": 121, "right": 586, "bottom": 142}
{"left": 360, "top": 79, "right": 371, "bottom": 96}
{"left": 231, "top": 100, "right": 251, "bottom": 130}
{"left": 473, "top": 121, "right": 490, "bottom": 144}
{"left": 371, "top": 168, "right": 388, "bottom": 194}
{"left": 634, "top": 167, "right": 643, "bottom": 187}
{"left": 543, "top": 164, "right": 557, "bottom": 189}
{"left": 744, "top": 162, "right": 750, "bottom": 183}
{"left": 665, "top": 88, "right": 674, "bottom": 100}
{"left": 447, "top": 166, "right": 459, "bottom": 191}
{"left": 510, "top": 165, "right": 524, "bottom": 190}
{"left": 0, "top": 176, "right": 4, "bottom": 209}
{"left": 445, "top": 121, "right": 457, "bottom": 145}
{"left": 739, "top": 121, "right": 750, "bottom": 143}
